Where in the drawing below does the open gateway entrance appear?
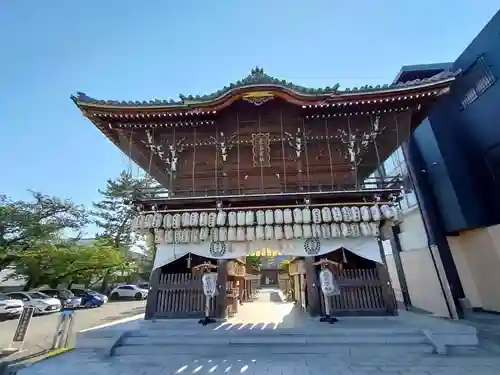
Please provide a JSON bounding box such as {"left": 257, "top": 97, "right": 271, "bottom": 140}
{"left": 146, "top": 238, "right": 397, "bottom": 322}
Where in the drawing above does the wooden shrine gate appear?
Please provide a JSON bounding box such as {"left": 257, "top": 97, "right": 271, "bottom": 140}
{"left": 318, "top": 265, "right": 397, "bottom": 316}
{"left": 152, "top": 272, "right": 216, "bottom": 319}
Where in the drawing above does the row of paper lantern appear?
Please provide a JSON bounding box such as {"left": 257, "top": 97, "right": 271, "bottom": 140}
{"left": 133, "top": 205, "right": 396, "bottom": 232}
{"left": 154, "top": 222, "right": 380, "bottom": 244}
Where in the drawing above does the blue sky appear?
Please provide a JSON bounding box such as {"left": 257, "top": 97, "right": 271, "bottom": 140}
{"left": 0, "top": 1, "right": 498, "bottom": 234}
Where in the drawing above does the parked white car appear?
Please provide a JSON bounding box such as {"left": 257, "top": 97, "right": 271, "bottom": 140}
{"left": 6, "top": 291, "right": 61, "bottom": 314}
{"left": 110, "top": 285, "right": 148, "bottom": 300}
{"left": 0, "top": 293, "right": 23, "bottom": 319}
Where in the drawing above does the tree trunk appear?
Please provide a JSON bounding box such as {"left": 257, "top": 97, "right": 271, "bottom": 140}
{"left": 100, "top": 270, "right": 111, "bottom": 294}
{"left": 23, "top": 276, "right": 38, "bottom": 291}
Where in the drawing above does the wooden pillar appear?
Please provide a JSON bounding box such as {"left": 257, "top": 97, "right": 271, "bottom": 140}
{"left": 304, "top": 257, "right": 321, "bottom": 316}
{"left": 145, "top": 267, "right": 161, "bottom": 320}
{"left": 216, "top": 260, "right": 228, "bottom": 319}
{"left": 376, "top": 263, "right": 398, "bottom": 315}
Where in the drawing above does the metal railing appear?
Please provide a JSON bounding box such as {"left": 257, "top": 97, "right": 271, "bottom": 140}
{"left": 133, "top": 176, "right": 402, "bottom": 202}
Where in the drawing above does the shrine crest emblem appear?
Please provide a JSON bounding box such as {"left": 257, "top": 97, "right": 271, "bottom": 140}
{"left": 304, "top": 238, "right": 321, "bottom": 255}
{"left": 209, "top": 241, "right": 227, "bottom": 258}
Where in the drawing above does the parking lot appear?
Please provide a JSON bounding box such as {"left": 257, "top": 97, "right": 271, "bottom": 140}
{"left": 0, "top": 299, "right": 145, "bottom": 361}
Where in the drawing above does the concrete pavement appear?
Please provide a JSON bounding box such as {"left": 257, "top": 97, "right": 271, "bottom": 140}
{"left": 12, "top": 289, "right": 500, "bottom": 375}
{"left": 0, "top": 300, "right": 145, "bottom": 362}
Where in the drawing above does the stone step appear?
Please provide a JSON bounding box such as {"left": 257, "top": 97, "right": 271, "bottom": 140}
{"left": 130, "top": 325, "right": 423, "bottom": 337}
{"left": 121, "top": 333, "right": 428, "bottom": 346}
{"left": 113, "top": 342, "right": 434, "bottom": 358}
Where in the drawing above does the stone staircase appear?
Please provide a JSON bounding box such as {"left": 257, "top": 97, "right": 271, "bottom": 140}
{"left": 111, "top": 320, "right": 436, "bottom": 360}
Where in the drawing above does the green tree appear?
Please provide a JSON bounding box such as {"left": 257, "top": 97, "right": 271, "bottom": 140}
{"left": 92, "top": 171, "right": 154, "bottom": 291}
{"left": 13, "top": 239, "right": 133, "bottom": 290}
{"left": 0, "top": 192, "right": 87, "bottom": 272}
{"left": 246, "top": 255, "right": 262, "bottom": 271}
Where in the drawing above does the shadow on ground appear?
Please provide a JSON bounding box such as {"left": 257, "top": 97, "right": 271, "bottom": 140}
{"left": 99, "top": 306, "right": 145, "bottom": 323}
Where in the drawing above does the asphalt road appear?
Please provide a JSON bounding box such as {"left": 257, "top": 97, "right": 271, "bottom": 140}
{"left": 0, "top": 299, "right": 145, "bottom": 362}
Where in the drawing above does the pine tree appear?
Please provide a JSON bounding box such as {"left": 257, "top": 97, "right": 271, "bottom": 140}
{"left": 92, "top": 171, "right": 151, "bottom": 249}
{"left": 92, "top": 171, "right": 155, "bottom": 292}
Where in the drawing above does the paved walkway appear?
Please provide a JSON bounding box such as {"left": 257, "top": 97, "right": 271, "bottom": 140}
{"left": 17, "top": 349, "right": 500, "bottom": 374}
{"left": 16, "top": 289, "right": 500, "bottom": 375}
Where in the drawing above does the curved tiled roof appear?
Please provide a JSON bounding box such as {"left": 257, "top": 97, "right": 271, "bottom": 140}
{"left": 71, "top": 67, "right": 457, "bottom": 109}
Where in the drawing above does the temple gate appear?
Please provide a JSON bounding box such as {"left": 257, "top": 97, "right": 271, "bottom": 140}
{"left": 72, "top": 67, "right": 456, "bottom": 320}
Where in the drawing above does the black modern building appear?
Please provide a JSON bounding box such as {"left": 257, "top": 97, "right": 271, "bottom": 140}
{"left": 395, "top": 10, "right": 500, "bottom": 314}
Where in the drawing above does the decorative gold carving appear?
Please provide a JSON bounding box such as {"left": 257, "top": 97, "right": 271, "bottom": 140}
{"left": 242, "top": 91, "right": 274, "bottom": 106}
{"left": 252, "top": 133, "right": 271, "bottom": 167}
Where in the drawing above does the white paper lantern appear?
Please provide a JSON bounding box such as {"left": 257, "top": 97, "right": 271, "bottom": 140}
{"left": 256, "top": 210, "right": 265, "bottom": 225}
{"left": 284, "top": 225, "right": 294, "bottom": 239}
{"left": 319, "top": 268, "right": 332, "bottom": 294}
{"left": 265, "top": 210, "right": 274, "bottom": 225}
{"left": 131, "top": 216, "right": 140, "bottom": 232}
{"left": 190, "top": 212, "right": 199, "bottom": 227}
{"left": 350, "top": 223, "right": 360, "bottom": 237}
{"left": 200, "top": 227, "right": 209, "bottom": 241}
{"left": 181, "top": 229, "right": 191, "bottom": 243}
{"left": 340, "top": 222, "right": 351, "bottom": 237}
{"left": 174, "top": 229, "right": 183, "bottom": 243}
{"left": 165, "top": 230, "right": 174, "bottom": 244}
{"left": 320, "top": 269, "right": 340, "bottom": 296}
{"left": 312, "top": 208, "right": 322, "bottom": 224}
{"left": 236, "top": 227, "right": 245, "bottom": 241}
{"left": 172, "top": 214, "right": 182, "bottom": 229}
{"left": 138, "top": 215, "right": 146, "bottom": 231}
{"left": 360, "top": 206, "right": 371, "bottom": 222}
{"left": 341, "top": 207, "right": 352, "bottom": 222}
{"left": 181, "top": 213, "right": 190, "bottom": 227}
{"left": 237, "top": 211, "right": 246, "bottom": 226}
{"left": 274, "top": 225, "right": 284, "bottom": 240}
{"left": 274, "top": 209, "right": 284, "bottom": 224}
{"left": 202, "top": 273, "right": 218, "bottom": 297}
{"left": 302, "top": 208, "right": 312, "bottom": 224}
{"left": 283, "top": 209, "right": 293, "bottom": 224}
{"left": 228, "top": 212, "right": 237, "bottom": 227}
{"left": 381, "top": 204, "right": 396, "bottom": 220}
{"left": 217, "top": 211, "right": 227, "bottom": 226}
{"left": 163, "top": 214, "right": 173, "bottom": 229}
{"left": 293, "top": 223, "right": 304, "bottom": 238}
{"left": 154, "top": 229, "right": 164, "bottom": 243}
{"left": 191, "top": 228, "right": 200, "bottom": 243}
{"left": 228, "top": 227, "right": 237, "bottom": 241}
{"left": 331, "top": 207, "right": 343, "bottom": 222}
{"left": 370, "top": 206, "right": 381, "bottom": 222}
{"left": 209, "top": 228, "right": 219, "bottom": 241}
{"left": 330, "top": 223, "right": 341, "bottom": 237}
{"left": 303, "top": 224, "right": 312, "bottom": 238}
{"left": 153, "top": 214, "right": 163, "bottom": 228}
{"left": 321, "top": 224, "right": 331, "bottom": 239}
{"left": 256, "top": 225, "right": 265, "bottom": 240}
{"left": 293, "top": 208, "right": 303, "bottom": 223}
{"left": 321, "top": 207, "right": 332, "bottom": 223}
{"left": 245, "top": 211, "right": 255, "bottom": 226}
{"left": 219, "top": 227, "right": 228, "bottom": 242}
{"left": 351, "top": 207, "right": 361, "bottom": 222}
{"left": 199, "top": 212, "right": 209, "bottom": 227}
{"left": 312, "top": 224, "right": 321, "bottom": 238}
{"left": 370, "top": 222, "right": 380, "bottom": 237}
{"left": 360, "top": 222, "right": 371, "bottom": 237}
{"left": 245, "top": 226, "right": 255, "bottom": 241}
{"left": 265, "top": 225, "right": 274, "bottom": 240}
{"left": 208, "top": 212, "right": 217, "bottom": 228}
{"left": 145, "top": 214, "right": 154, "bottom": 229}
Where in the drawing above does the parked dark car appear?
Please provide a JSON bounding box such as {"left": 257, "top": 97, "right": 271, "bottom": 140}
{"left": 70, "top": 288, "right": 106, "bottom": 308}
{"left": 38, "top": 288, "right": 82, "bottom": 309}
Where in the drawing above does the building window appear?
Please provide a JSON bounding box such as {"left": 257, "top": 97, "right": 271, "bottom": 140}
{"left": 460, "top": 56, "right": 496, "bottom": 110}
